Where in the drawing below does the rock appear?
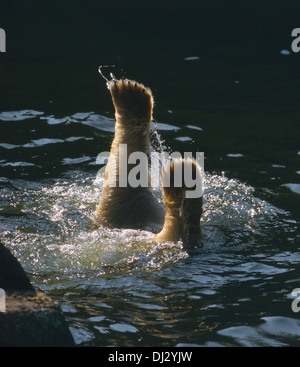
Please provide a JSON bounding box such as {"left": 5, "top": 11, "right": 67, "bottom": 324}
{"left": 0, "top": 291, "right": 74, "bottom": 346}
{"left": 0, "top": 243, "right": 75, "bottom": 346}
{"left": 0, "top": 243, "right": 35, "bottom": 295}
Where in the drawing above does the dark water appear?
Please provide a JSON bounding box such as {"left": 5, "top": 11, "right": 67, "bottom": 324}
{"left": 1, "top": 0, "right": 300, "bottom": 347}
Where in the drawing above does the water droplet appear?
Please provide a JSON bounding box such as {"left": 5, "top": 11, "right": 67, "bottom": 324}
{"left": 98, "top": 65, "right": 117, "bottom": 90}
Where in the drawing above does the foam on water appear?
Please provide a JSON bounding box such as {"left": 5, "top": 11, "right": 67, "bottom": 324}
{"left": 0, "top": 171, "right": 182, "bottom": 282}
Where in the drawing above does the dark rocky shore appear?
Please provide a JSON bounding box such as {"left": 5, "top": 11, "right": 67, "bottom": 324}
{"left": 0, "top": 243, "right": 74, "bottom": 347}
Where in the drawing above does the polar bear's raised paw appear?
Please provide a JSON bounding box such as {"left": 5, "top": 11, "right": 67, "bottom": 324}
{"left": 110, "top": 79, "right": 153, "bottom": 122}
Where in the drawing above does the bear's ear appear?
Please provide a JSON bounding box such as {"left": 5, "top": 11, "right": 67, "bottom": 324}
{"left": 110, "top": 79, "right": 153, "bottom": 122}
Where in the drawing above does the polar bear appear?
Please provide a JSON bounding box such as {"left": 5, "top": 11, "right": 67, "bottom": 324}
{"left": 95, "top": 77, "right": 202, "bottom": 245}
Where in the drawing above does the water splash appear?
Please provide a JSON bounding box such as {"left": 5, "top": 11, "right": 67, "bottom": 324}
{"left": 98, "top": 65, "right": 118, "bottom": 90}
{"left": 0, "top": 167, "right": 292, "bottom": 288}
{"left": 150, "top": 121, "right": 170, "bottom": 155}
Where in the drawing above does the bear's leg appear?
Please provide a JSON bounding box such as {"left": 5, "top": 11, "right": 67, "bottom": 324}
{"left": 95, "top": 79, "right": 164, "bottom": 231}
{"left": 155, "top": 158, "right": 203, "bottom": 246}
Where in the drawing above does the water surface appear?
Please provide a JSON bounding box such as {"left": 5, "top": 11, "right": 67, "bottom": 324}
{"left": 1, "top": 100, "right": 299, "bottom": 346}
